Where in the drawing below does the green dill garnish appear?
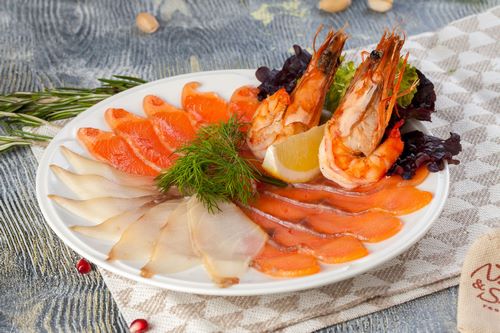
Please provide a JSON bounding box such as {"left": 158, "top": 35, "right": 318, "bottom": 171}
{"left": 156, "top": 117, "right": 284, "bottom": 213}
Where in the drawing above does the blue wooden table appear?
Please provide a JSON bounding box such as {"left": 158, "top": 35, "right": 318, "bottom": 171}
{"left": 0, "top": 0, "right": 497, "bottom": 331}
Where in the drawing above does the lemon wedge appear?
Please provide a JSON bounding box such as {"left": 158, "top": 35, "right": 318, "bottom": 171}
{"left": 262, "top": 125, "right": 325, "bottom": 183}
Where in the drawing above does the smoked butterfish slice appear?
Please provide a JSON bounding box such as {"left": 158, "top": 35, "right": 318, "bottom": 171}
{"left": 49, "top": 195, "right": 155, "bottom": 224}
{"left": 50, "top": 165, "right": 157, "bottom": 199}
{"left": 107, "top": 200, "right": 181, "bottom": 262}
{"left": 187, "top": 197, "right": 268, "bottom": 287}
{"left": 141, "top": 200, "right": 200, "bottom": 277}
{"left": 71, "top": 203, "right": 155, "bottom": 242}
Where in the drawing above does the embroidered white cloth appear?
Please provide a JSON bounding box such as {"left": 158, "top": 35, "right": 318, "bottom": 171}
{"left": 457, "top": 228, "right": 500, "bottom": 333}
{"left": 31, "top": 6, "right": 500, "bottom": 332}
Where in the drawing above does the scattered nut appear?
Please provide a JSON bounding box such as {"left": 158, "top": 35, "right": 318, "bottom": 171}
{"left": 136, "top": 12, "right": 159, "bottom": 34}
{"left": 367, "top": 0, "right": 393, "bottom": 13}
{"left": 318, "top": 0, "right": 352, "bottom": 13}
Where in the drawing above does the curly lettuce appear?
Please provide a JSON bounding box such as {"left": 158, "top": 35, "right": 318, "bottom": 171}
{"left": 397, "top": 69, "right": 436, "bottom": 121}
{"left": 324, "top": 58, "right": 419, "bottom": 111}
{"left": 396, "top": 60, "right": 418, "bottom": 107}
{"left": 324, "top": 60, "right": 356, "bottom": 111}
{"left": 388, "top": 131, "right": 461, "bottom": 179}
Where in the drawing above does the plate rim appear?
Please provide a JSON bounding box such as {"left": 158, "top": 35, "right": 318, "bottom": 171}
{"left": 35, "top": 69, "right": 450, "bottom": 296}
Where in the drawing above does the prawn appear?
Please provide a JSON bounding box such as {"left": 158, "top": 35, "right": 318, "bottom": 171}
{"left": 247, "top": 28, "right": 348, "bottom": 159}
{"left": 319, "top": 31, "right": 408, "bottom": 189}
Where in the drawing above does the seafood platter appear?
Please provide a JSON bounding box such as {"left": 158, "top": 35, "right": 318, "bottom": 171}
{"left": 36, "top": 28, "right": 461, "bottom": 295}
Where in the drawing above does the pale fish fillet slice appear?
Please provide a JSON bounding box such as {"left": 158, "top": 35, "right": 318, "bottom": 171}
{"left": 71, "top": 202, "right": 156, "bottom": 242}
{"left": 140, "top": 199, "right": 200, "bottom": 277}
{"left": 49, "top": 195, "right": 155, "bottom": 224}
{"left": 107, "top": 200, "right": 182, "bottom": 262}
{"left": 50, "top": 165, "right": 158, "bottom": 199}
{"left": 187, "top": 197, "right": 268, "bottom": 287}
{"left": 60, "top": 146, "right": 155, "bottom": 188}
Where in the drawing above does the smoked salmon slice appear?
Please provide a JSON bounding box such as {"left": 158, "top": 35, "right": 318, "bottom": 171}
{"left": 252, "top": 193, "right": 402, "bottom": 242}
{"left": 308, "top": 166, "right": 430, "bottom": 194}
{"left": 242, "top": 207, "right": 368, "bottom": 264}
{"left": 77, "top": 128, "right": 158, "bottom": 176}
{"left": 182, "top": 82, "right": 229, "bottom": 124}
{"left": 105, "top": 108, "right": 176, "bottom": 170}
{"left": 228, "top": 86, "right": 260, "bottom": 124}
{"left": 266, "top": 184, "right": 433, "bottom": 215}
{"left": 143, "top": 95, "right": 197, "bottom": 150}
{"left": 252, "top": 242, "right": 320, "bottom": 278}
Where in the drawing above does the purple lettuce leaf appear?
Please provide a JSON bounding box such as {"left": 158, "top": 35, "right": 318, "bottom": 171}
{"left": 396, "top": 69, "right": 436, "bottom": 121}
{"left": 388, "top": 130, "right": 462, "bottom": 179}
{"left": 255, "top": 45, "right": 312, "bottom": 101}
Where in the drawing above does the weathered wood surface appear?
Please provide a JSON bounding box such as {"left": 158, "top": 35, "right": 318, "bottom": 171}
{"left": 0, "top": 0, "right": 496, "bottom": 332}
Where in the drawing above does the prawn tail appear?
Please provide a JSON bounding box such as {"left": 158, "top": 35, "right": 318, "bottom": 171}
{"left": 389, "top": 120, "right": 404, "bottom": 138}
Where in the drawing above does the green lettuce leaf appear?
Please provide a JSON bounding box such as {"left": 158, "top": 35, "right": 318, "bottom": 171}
{"left": 324, "top": 60, "right": 356, "bottom": 112}
{"left": 324, "top": 58, "right": 419, "bottom": 111}
{"left": 396, "top": 60, "right": 418, "bottom": 107}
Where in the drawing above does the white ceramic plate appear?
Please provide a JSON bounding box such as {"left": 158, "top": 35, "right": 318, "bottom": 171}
{"left": 36, "top": 69, "right": 449, "bottom": 296}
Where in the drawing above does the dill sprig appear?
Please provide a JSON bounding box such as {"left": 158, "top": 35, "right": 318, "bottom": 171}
{"left": 0, "top": 75, "right": 146, "bottom": 153}
{"left": 156, "top": 117, "right": 271, "bottom": 213}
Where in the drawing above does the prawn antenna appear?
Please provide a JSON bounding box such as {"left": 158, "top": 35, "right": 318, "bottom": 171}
{"left": 313, "top": 24, "right": 324, "bottom": 53}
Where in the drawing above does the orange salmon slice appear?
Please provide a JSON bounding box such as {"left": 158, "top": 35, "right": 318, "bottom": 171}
{"left": 105, "top": 108, "right": 176, "bottom": 170}
{"left": 312, "top": 166, "right": 430, "bottom": 194}
{"left": 228, "top": 85, "right": 261, "bottom": 124}
{"left": 267, "top": 183, "right": 433, "bottom": 215}
{"left": 242, "top": 207, "right": 368, "bottom": 264}
{"left": 143, "top": 95, "right": 197, "bottom": 150}
{"left": 182, "top": 82, "right": 229, "bottom": 124}
{"left": 77, "top": 128, "right": 158, "bottom": 176}
{"left": 252, "top": 194, "right": 402, "bottom": 242}
{"left": 252, "top": 242, "right": 320, "bottom": 278}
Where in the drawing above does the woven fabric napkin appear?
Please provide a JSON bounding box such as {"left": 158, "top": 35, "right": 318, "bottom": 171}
{"left": 30, "top": 6, "right": 500, "bottom": 332}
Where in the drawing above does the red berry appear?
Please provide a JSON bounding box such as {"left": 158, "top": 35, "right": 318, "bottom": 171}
{"left": 76, "top": 258, "right": 92, "bottom": 274}
{"left": 129, "top": 319, "right": 149, "bottom": 333}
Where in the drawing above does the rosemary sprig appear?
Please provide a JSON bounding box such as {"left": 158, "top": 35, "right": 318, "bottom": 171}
{"left": 0, "top": 75, "right": 147, "bottom": 152}
{"left": 156, "top": 117, "right": 285, "bottom": 213}
{"left": 0, "top": 130, "right": 52, "bottom": 152}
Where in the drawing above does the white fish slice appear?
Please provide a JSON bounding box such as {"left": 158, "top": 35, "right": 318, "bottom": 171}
{"left": 60, "top": 146, "right": 155, "bottom": 188}
{"left": 71, "top": 202, "right": 155, "bottom": 242}
{"left": 141, "top": 200, "right": 200, "bottom": 278}
{"left": 49, "top": 195, "right": 155, "bottom": 224}
{"left": 107, "top": 200, "right": 182, "bottom": 262}
{"left": 50, "top": 165, "right": 158, "bottom": 199}
{"left": 187, "top": 197, "right": 268, "bottom": 287}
